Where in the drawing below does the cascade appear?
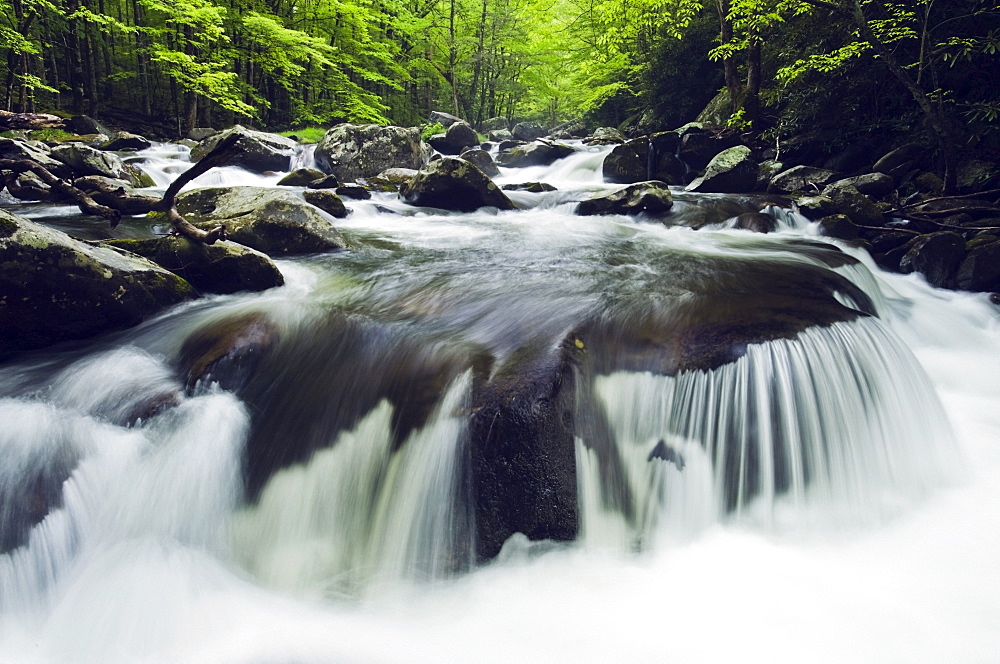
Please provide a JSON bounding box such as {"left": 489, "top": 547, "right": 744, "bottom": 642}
{"left": 0, "top": 139, "right": 995, "bottom": 663}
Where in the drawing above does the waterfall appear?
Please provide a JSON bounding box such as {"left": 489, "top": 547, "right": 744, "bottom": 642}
{"left": 578, "top": 317, "right": 957, "bottom": 551}
{"left": 1, "top": 139, "right": 996, "bottom": 663}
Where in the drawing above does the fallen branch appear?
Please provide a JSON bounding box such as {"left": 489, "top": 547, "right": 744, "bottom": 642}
{"left": 888, "top": 188, "right": 1000, "bottom": 215}
{"left": 0, "top": 133, "right": 242, "bottom": 243}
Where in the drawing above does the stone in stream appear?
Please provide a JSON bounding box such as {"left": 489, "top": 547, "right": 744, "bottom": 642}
{"left": 49, "top": 142, "right": 151, "bottom": 186}
{"left": 0, "top": 209, "right": 196, "bottom": 357}
{"left": 511, "top": 121, "right": 548, "bottom": 142}
{"left": 767, "top": 165, "right": 841, "bottom": 194}
{"left": 178, "top": 312, "right": 283, "bottom": 394}
{"left": 277, "top": 168, "right": 327, "bottom": 187}
{"left": 496, "top": 141, "right": 574, "bottom": 168}
{"left": 685, "top": 145, "right": 757, "bottom": 193}
{"left": 428, "top": 121, "right": 480, "bottom": 155}
{"left": 315, "top": 124, "right": 428, "bottom": 183}
{"left": 460, "top": 148, "right": 500, "bottom": 178}
{"left": 103, "top": 236, "right": 285, "bottom": 294}
{"left": 190, "top": 125, "right": 297, "bottom": 173}
{"left": 0, "top": 136, "right": 72, "bottom": 177}
{"left": 303, "top": 189, "right": 350, "bottom": 218}
{"left": 399, "top": 157, "right": 515, "bottom": 211}
{"left": 576, "top": 181, "right": 673, "bottom": 217}
{"left": 100, "top": 131, "right": 152, "bottom": 152}
{"left": 176, "top": 186, "right": 348, "bottom": 255}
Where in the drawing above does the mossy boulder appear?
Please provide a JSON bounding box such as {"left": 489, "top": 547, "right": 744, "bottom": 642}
{"left": 0, "top": 136, "right": 72, "bottom": 177}
{"left": 190, "top": 125, "right": 297, "bottom": 173}
{"left": 176, "top": 186, "right": 347, "bottom": 255}
{"left": 511, "top": 121, "right": 548, "bottom": 142}
{"left": 576, "top": 181, "right": 673, "bottom": 217}
{"left": 461, "top": 148, "right": 501, "bottom": 178}
{"left": 602, "top": 135, "right": 686, "bottom": 185}
{"left": 100, "top": 131, "right": 152, "bottom": 152}
{"left": 400, "top": 157, "right": 515, "bottom": 211}
{"left": 686, "top": 145, "right": 757, "bottom": 193}
{"left": 366, "top": 167, "right": 418, "bottom": 191}
{"left": 496, "top": 141, "right": 575, "bottom": 168}
{"left": 0, "top": 209, "right": 196, "bottom": 356}
{"left": 277, "top": 168, "right": 327, "bottom": 187}
{"left": 50, "top": 142, "right": 148, "bottom": 186}
{"left": 768, "top": 165, "right": 840, "bottom": 194}
{"left": 303, "top": 189, "right": 349, "bottom": 218}
{"left": 315, "top": 123, "right": 428, "bottom": 183}
{"left": 428, "top": 121, "right": 479, "bottom": 155}
{"left": 103, "top": 236, "right": 284, "bottom": 294}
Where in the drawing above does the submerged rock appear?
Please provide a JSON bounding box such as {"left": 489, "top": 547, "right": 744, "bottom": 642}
{"left": 176, "top": 186, "right": 348, "bottom": 255}
{"left": 315, "top": 124, "right": 428, "bottom": 183}
{"left": 178, "top": 312, "right": 282, "bottom": 393}
{"left": 103, "top": 236, "right": 284, "bottom": 294}
{"left": 576, "top": 181, "right": 673, "bottom": 217}
{"left": 400, "top": 157, "right": 515, "bottom": 211}
{"left": 0, "top": 209, "right": 196, "bottom": 356}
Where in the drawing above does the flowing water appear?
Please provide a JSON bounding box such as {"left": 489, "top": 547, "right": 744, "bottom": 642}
{"left": 1, "top": 142, "right": 998, "bottom": 663}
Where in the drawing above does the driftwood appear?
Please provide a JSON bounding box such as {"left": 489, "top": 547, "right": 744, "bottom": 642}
{"left": 0, "top": 111, "right": 66, "bottom": 131}
{"left": 0, "top": 133, "right": 241, "bottom": 243}
{"left": 885, "top": 188, "right": 1000, "bottom": 232}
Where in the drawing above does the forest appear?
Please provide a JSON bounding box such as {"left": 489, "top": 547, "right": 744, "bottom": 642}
{"left": 2, "top": 0, "right": 997, "bottom": 159}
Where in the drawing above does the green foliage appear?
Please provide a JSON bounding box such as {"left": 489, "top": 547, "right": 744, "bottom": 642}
{"left": 278, "top": 127, "right": 327, "bottom": 143}
{"left": 421, "top": 123, "right": 445, "bottom": 141}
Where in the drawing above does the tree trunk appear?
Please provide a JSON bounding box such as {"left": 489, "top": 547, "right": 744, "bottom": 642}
{"left": 715, "top": 0, "right": 742, "bottom": 114}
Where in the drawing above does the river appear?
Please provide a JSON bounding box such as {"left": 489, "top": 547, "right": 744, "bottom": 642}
{"left": 1, "top": 140, "right": 998, "bottom": 663}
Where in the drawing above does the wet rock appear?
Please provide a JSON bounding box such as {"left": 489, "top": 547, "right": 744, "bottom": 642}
{"left": 512, "top": 121, "right": 548, "bottom": 142}
{"left": 793, "top": 194, "right": 838, "bottom": 220}
{"left": 190, "top": 125, "right": 297, "bottom": 173}
{"left": 101, "top": 131, "right": 151, "bottom": 152}
{"left": 0, "top": 209, "right": 196, "bottom": 356}
{"left": 602, "top": 135, "right": 685, "bottom": 185}
{"left": 731, "top": 212, "right": 777, "bottom": 233}
{"left": 177, "top": 186, "right": 347, "bottom": 255}
{"left": 400, "top": 157, "right": 515, "bottom": 212}
{"left": 103, "top": 236, "right": 284, "bottom": 294}
{"left": 482, "top": 117, "right": 509, "bottom": 131}
{"left": 461, "top": 148, "right": 500, "bottom": 178}
{"left": 956, "top": 243, "right": 1000, "bottom": 292}
{"left": 576, "top": 181, "right": 673, "bottom": 217}
{"left": 678, "top": 130, "right": 735, "bottom": 171}
{"left": 0, "top": 437, "right": 76, "bottom": 554}
{"left": 825, "top": 184, "right": 885, "bottom": 226}
{"left": 873, "top": 144, "right": 924, "bottom": 175}
{"left": 470, "top": 343, "right": 580, "bottom": 561}
{"left": 488, "top": 129, "right": 513, "bottom": 142}
{"left": 50, "top": 143, "right": 148, "bottom": 186}
{"left": 496, "top": 141, "right": 574, "bottom": 168}
{"left": 817, "top": 214, "right": 860, "bottom": 240}
{"left": 768, "top": 165, "right": 840, "bottom": 194}
{"left": 178, "top": 312, "right": 281, "bottom": 393}
{"left": 826, "top": 172, "right": 894, "bottom": 198}
{"left": 428, "top": 111, "right": 464, "bottom": 127}
{"left": 67, "top": 115, "right": 112, "bottom": 137}
{"left": 367, "top": 167, "right": 418, "bottom": 191}
{"left": 0, "top": 137, "right": 72, "bottom": 177}
{"left": 584, "top": 127, "right": 625, "bottom": 145}
{"left": 187, "top": 127, "right": 217, "bottom": 141}
{"left": 307, "top": 175, "right": 340, "bottom": 190}
{"left": 315, "top": 124, "right": 428, "bottom": 183}
{"left": 686, "top": 145, "right": 757, "bottom": 193}
{"left": 303, "top": 189, "right": 350, "bottom": 218}
{"left": 429, "top": 121, "right": 480, "bottom": 155}
{"left": 502, "top": 182, "right": 557, "bottom": 192}
{"left": 899, "top": 232, "right": 966, "bottom": 288}
{"left": 277, "top": 168, "right": 327, "bottom": 187}
{"left": 336, "top": 184, "right": 372, "bottom": 200}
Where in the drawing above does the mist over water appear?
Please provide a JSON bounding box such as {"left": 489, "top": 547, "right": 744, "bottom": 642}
{"left": 1, "top": 142, "right": 998, "bottom": 663}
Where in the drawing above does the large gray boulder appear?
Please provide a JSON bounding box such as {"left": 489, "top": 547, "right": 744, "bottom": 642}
{"left": 496, "top": 141, "right": 574, "bottom": 168}
{"left": 176, "top": 186, "right": 348, "bottom": 255}
{"left": 768, "top": 165, "right": 840, "bottom": 194}
{"left": 602, "top": 134, "right": 685, "bottom": 185}
{"left": 315, "top": 124, "right": 428, "bottom": 183}
{"left": 50, "top": 143, "right": 149, "bottom": 186}
{"left": 428, "top": 121, "right": 479, "bottom": 155}
{"left": 577, "top": 181, "right": 673, "bottom": 216}
{"left": 461, "top": 148, "right": 501, "bottom": 178}
{"left": 190, "top": 125, "right": 297, "bottom": 173}
{"left": 686, "top": 145, "right": 757, "bottom": 193}
{"left": 103, "top": 237, "right": 284, "bottom": 294}
{"left": 899, "top": 232, "right": 966, "bottom": 288}
{"left": 512, "top": 121, "right": 548, "bottom": 142}
{"left": 0, "top": 137, "right": 71, "bottom": 177}
{"left": 100, "top": 131, "right": 152, "bottom": 152}
{"left": 399, "top": 157, "right": 515, "bottom": 211}
{"left": 0, "top": 209, "right": 196, "bottom": 355}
